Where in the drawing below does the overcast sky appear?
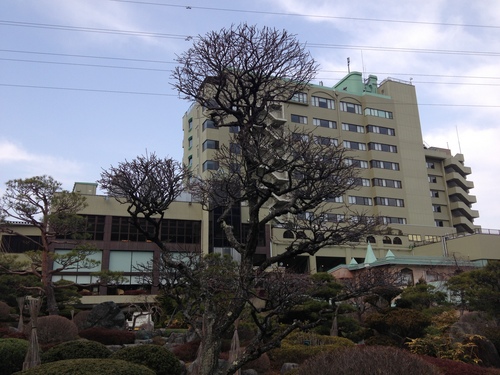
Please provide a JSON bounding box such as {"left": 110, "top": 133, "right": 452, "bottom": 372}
{"left": 1, "top": 0, "right": 499, "bottom": 229}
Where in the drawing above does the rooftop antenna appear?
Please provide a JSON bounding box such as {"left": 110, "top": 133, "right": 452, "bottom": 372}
{"left": 347, "top": 57, "right": 350, "bottom": 73}
{"left": 361, "top": 50, "right": 366, "bottom": 79}
{"left": 456, "top": 125, "right": 462, "bottom": 153}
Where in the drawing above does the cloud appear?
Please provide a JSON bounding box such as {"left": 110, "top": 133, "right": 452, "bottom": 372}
{"left": 0, "top": 140, "right": 87, "bottom": 192}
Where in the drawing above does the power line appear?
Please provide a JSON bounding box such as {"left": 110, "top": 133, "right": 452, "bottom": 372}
{"left": 0, "top": 49, "right": 176, "bottom": 65}
{"left": 2, "top": 20, "right": 500, "bottom": 58}
{"left": 0, "top": 58, "right": 172, "bottom": 72}
{"left": 0, "top": 20, "right": 191, "bottom": 40}
{"left": 1, "top": 83, "right": 499, "bottom": 108}
{"left": 0, "top": 83, "right": 175, "bottom": 96}
{"left": 107, "top": 0, "right": 500, "bottom": 30}
{"left": 3, "top": 49, "right": 500, "bottom": 82}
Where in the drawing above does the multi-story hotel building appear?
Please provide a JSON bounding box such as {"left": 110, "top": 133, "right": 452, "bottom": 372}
{"left": 2, "top": 72, "right": 497, "bottom": 302}
{"left": 181, "top": 71, "right": 481, "bottom": 272}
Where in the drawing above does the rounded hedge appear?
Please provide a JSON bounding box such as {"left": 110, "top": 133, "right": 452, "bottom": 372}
{"left": 295, "top": 345, "right": 440, "bottom": 375}
{"left": 13, "top": 358, "right": 155, "bottom": 375}
{"left": 41, "top": 339, "right": 112, "bottom": 363}
{"left": 0, "top": 338, "right": 28, "bottom": 375}
{"left": 111, "top": 344, "right": 183, "bottom": 375}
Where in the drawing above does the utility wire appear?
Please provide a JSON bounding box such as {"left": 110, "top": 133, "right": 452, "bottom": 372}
{"left": 1, "top": 20, "right": 500, "bottom": 57}
{"left": 3, "top": 49, "right": 500, "bottom": 82}
{"left": 107, "top": 0, "right": 500, "bottom": 30}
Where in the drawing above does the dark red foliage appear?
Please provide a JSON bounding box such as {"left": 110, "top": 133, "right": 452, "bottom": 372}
{"left": 0, "top": 326, "right": 27, "bottom": 339}
{"left": 79, "top": 327, "right": 135, "bottom": 345}
{"left": 421, "top": 356, "right": 500, "bottom": 375}
{"left": 171, "top": 340, "right": 200, "bottom": 362}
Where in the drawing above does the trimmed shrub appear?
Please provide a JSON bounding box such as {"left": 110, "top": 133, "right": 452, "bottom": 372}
{"left": 72, "top": 310, "right": 91, "bottom": 332}
{"left": 171, "top": 339, "right": 201, "bottom": 362}
{"left": 268, "top": 340, "right": 355, "bottom": 370}
{"left": 365, "top": 334, "right": 400, "bottom": 347}
{"left": 111, "top": 344, "right": 183, "bottom": 375}
{"left": 283, "top": 331, "right": 355, "bottom": 347}
{"left": 79, "top": 327, "right": 135, "bottom": 345}
{"left": 24, "top": 316, "right": 78, "bottom": 345}
{"left": 41, "top": 339, "right": 112, "bottom": 363}
{"left": 295, "top": 345, "right": 440, "bottom": 375}
{"left": 421, "top": 355, "right": 500, "bottom": 375}
{"left": 12, "top": 358, "right": 155, "bottom": 375}
{"left": 0, "top": 301, "right": 12, "bottom": 320}
{"left": 0, "top": 338, "right": 29, "bottom": 375}
{"left": 0, "top": 326, "right": 27, "bottom": 340}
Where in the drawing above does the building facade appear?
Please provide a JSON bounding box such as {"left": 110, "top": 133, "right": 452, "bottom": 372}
{"left": 181, "top": 72, "right": 482, "bottom": 272}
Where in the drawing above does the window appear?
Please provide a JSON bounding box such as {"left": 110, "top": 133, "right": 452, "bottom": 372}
{"left": 202, "top": 119, "right": 216, "bottom": 130}
{"left": 325, "top": 213, "right": 345, "bottom": 222}
{"left": 291, "top": 92, "right": 308, "bottom": 103}
{"left": 432, "top": 204, "right": 442, "bottom": 213}
{"left": 202, "top": 139, "right": 219, "bottom": 151}
{"left": 430, "top": 190, "right": 439, "bottom": 197}
{"left": 408, "top": 234, "right": 421, "bottom": 242}
{"left": 342, "top": 123, "right": 364, "bottom": 133}
{"left": 340, "top": 101, "right": 362, "bottom": 114}
{"left": 435, "top": 220, "right": 444, "bottom": 227}
{"left": 291, "top": 114, "right": 307, "bottom": 124}
{"left": 343, "top": 140, "right": 366, "bottom": 151}
{"left": 375, "top": 197, "right": 405, "bottom": 207}
{"left": 345, "top": 159, "right": 369, "bottom": 168}
{"left": 428, "top": 175, "right": 438, "bottom": 183}
{"left": 381, "top": 217, "right": 407, "bottom": 224}
{"left": 426, "top": 161, "right": 436, "bottom": 169}
{"left": 292, "top": 132, "right": 310, "bottom": 142}
{"left": 188, "top": 118, "right": 193, "bottom": 131}
{"left": 326, "top": 195, "right": 343, "bottom": 203}
{"left": 368, "top": 142, "right": 397, "bottom": 153}
{"left": 202, "top": 160, "right": 219, "bottom": 171}
{"left": 348, "top": 196, "right": 373, "bottom": 206}
{"left": 313, "top": 118, "right": 336, "bottom": 129}
{"left": 400, "top": 268, "right": 414, "bottom": 285}
{"left": 364, "top": 108, "right": 393, "bottom": 119}
{"left": 283, "top": 230, "right": 295, "bottom": 239}
{"left": 393, "top": 237, "right": 402, "bottom": 245}
{"left": 367, "top": 236, "right": 376, "bottom": 243}
{"left": 372, "top": 178, "right": 402, "bottom": 188}
{"left": 353, "top": 178, "right": 371, "bottom": 187}
{"left": 229, "top": 125, "right": 240, "bottom": 133}
{"left": 370, "top": 160, "right": 399, "bottom": 170}
{"left": 315, "top": 136, "right": 338, "bottom": 146}
{"left": 187, "top": 155, "right": 193, "bottom": 167}
{"left": 383, "top": 236, "right": 392, "bottom": 244}
{"left": 367, "top": 125, "right": 395, "bottom": 136}
{"left": 229, "top": 143, "right": 241, "bottom": 154}
{"left": 188, "top": 136, "right": 193, "bottom": 149}
{"left": 109, "top": 250, "right": 153, "bottom": 275}
{"left": 312, "top": 96, "right": 334, "bottom": 109}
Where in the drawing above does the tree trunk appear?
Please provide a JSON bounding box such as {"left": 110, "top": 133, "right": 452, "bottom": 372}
{"left": 196, "top": 309, "right": 224, "bottom": 375}
{"left": 44, "top": 282, "right": 59, "bottom": 316}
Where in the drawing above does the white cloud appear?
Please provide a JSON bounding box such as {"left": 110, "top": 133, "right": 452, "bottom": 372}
{"left": 0, "top": 140, "right": 87, "bottom": 193}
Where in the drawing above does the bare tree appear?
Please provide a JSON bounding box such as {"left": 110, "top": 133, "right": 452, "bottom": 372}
{"left": 101, "top": 24, "right": 377, "bottom": 375}
{"left": 0, "top": 176, "right": 99, "bottom": 315}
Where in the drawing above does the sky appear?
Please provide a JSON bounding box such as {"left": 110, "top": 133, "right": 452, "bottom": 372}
{"left": 1, "top": 0, "right": 499, "bottom": 229}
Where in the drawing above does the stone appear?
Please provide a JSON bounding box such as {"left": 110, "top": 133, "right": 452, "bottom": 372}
{"left": 85, "top": 301, "right": 126, "bottom": 330}
{"left": 280, "top": 362, "right": 299, "bottom": 374}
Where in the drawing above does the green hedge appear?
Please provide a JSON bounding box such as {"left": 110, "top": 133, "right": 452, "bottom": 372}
{"left": 41, "top": 340, "right": 111, "bottom": 363}
{"left": 111, "top": 344, "right": 183, "bottom": 375}
{"left": 0, "top": 338, "right": 29, "bottom": 375}
{"left": 13, "top": 358, "right": 155, "bottom": 375}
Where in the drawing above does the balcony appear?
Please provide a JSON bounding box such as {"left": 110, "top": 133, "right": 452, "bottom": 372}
{"left": 446, "top": 171, "right": 474, "bottom": 191}
{"left": 452, "top": 216, "right": 478, "bottom": 234}
{"left": 450, "top": 201, "right": 479, "bottom": 221}
{"left": 444, "top": 158, "right": 472, "bottom": 176}
{"left": 448, "top": 186, "right": 477, "bottom": 204}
